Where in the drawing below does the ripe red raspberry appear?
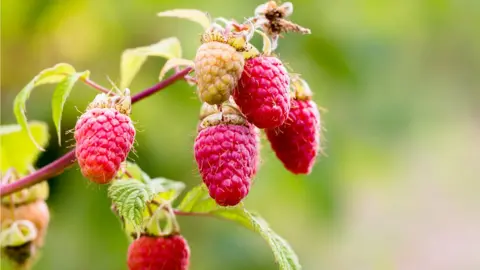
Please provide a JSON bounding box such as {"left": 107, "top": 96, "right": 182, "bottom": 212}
{"left": 233, "top": 56, "right": 290, "bottom": 129}
{"left": 266, "top": 80, "right": 321, "bottom": 174}
{"left": 194, "top": 111, "right": 259, "bottom": 206}
{"left": 74, "top": 95, "right": 135, "bottom": 184}
{"left": 127, "top": 235, "right": 190, "bottom": 270}
{"left": 194, "top": 30, "right": 248, "bottom": 105}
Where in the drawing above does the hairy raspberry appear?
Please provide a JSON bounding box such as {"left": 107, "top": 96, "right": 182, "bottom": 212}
{"left": 194, "top": 31, "right": 245, "bottom": 105}
{"left": 194, "top": 112, "right": 259, "bottom": 206}
{"left": 1, "top": 200, "right": 50, "bottom": 247}
{"left": 127, "top": 235, "right": 190, "bottom": 270}
{"left": 233, "top": 56, "right": 290, "bottom": 128}
{"left": 74, "top": 107, "right": 135, "bottom": 184}
{"left": 266, "top": 98, "right": 320, "bottom": 174}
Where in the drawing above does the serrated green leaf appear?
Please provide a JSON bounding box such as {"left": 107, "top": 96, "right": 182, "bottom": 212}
{"left": 158, "top": 58, "right": 194, "bottom": 81}
{"left": 0, "top": 122, "right": 49, "bottom": 174}
{"left": 157, "top": 9, "right": 211, "bottom": 30}
{"left": 120, "top": 37, "right": 182, "bottom": 89}
{"left": 108, "top": 180, "right": 154, "bottom": 228}
{"left": 13, "top": 63, "right": 75, "bottom": 150}
{"left": 52, "top": 71, "right": 90, "bottom": 145}
{"left": 149, "top": 177, "right": 185, "bottom": 203}
{"left": 244, "top": 212, "right": 301, "bottom": 270}
{"left": 177, "top": 185, "right": 301, "bottom": 270}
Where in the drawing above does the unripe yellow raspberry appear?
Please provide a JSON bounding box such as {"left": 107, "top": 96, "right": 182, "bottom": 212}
{"left": 194, "top": 41, "right": 244, "bottom": 105}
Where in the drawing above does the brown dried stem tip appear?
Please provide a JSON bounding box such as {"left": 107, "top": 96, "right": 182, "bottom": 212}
{"left": 253, "top": 1, "right": 311, "bottom": 38}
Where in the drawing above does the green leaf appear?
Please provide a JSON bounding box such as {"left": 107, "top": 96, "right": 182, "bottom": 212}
{"left": 177, "top": 185, "right": 301, "bottom": 270}
{"left": 13, "top": 63, "right": 75, "bottom": 150}
{"left": 108, "top": 180, "right": 154, "bottom": 229}
{"left": 157, "top": 9, "right": 211, "bottom": 30}
{"left": 116, "top": 161, "right": 151, "bottom": 182}
{"left": 0, "top": 122, "right": 49, "bottom": 174}
{"left": 176, "top": 184, "right": 213, "bottom": 212}
{"left": 51, "top": 71, "right": 90, "bottom": 145}
{"left": 120, "top": 37, "right": 182, "bottom": 89}
{"left": 149, "top": 177, "right": 185, "bottom": 203}
{"left": 243, "top": 212, "right": 301, "bottom": 270}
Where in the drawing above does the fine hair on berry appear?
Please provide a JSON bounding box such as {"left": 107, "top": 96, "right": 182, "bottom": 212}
{"left": 266, "top": 98, "right": 321, "bottom": 174}
{"left": 194, "top": 113, "right": 259, "bottom": 206}
{"left": 127, "top": 234, "right": 190, "bottom": 270}
{"left": 74, "top": 106, "right": 135, "bottom": 184}
{"left": 233, "top": 56, "right": 290, "bottom": 129}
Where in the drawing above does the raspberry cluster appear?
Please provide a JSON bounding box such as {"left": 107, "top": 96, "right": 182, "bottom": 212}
{"left": 65, "top": 2, "right": 320, "bottom": 270}
{"left": 192, "top": 9, "right": 321, "bottom": 206}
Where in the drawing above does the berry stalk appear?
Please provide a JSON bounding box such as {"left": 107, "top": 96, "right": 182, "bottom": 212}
{"left": 80, "top": 77, "right": 111, "bottom": 94}
{"left": 0, "top": 67, "right": 193, "bottom": 197}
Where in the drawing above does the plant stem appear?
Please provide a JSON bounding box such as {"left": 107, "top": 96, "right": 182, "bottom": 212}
{"left": 172, "top": 210, "right": 213, "bottom": 217}
{"left": 0, "top": 151, "right": 77, "bottom": 197}
{"left": 131, "top": 67, "right": 192, "bottom": 103}
{"left": 81, "top": 77, "right": 111, "bottom": 94}
{"left": 0, "top": 67, "right": 193, "bottom": 197}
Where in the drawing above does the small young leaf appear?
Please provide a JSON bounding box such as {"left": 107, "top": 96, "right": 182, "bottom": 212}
{"left": 116, "top": 161, "right": 151, "bottom": 182}
{"left": 157, "top": 9, "right": 211, "bottom": 30}
{"left": 13, "top": 63, "right": 76, "bottom": 150}
{"left": 120, "top": 37, "right": 182, "bottom": 89}
{"left": 158, "top": 58, "right": 194, "bottom": 81}
{"left": 256, "top": 29, "right": 273, "bottom": 55}
{"left": 177, "top": 185, "right": 301, "bottom": 270}
{"left": 51, "top": 71, "right": 90, "bottom": 145}
{"left": 149, "top": 177, "right": 185, "bottom": 203}
{"left": 0, "top": 122, "right": 49, "bottom": 174}
{"left": 176, "top": 184, "right": 210, "bottom": 212}
{"left": 108, "top": 180, "right": 154, "bottom": 228}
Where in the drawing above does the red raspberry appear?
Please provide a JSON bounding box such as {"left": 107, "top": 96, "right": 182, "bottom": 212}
{"left": 266, "top": 98, "right": 320, "bottom": 174}
{"left": 127, "top": 235, "right": 190, "bottom": 270}
{"left": 233, "top": 56, "right": 290, "bottom": 129}
{"left": 194, "top": 112, "right": 259, "bottom": 206}
{"left": 74, "top": 107, "right": 135, "bottom": 184}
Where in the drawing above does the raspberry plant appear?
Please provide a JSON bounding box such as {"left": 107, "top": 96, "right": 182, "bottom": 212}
{"left": 0, "top": 2, "right": 322, "bottom": 269}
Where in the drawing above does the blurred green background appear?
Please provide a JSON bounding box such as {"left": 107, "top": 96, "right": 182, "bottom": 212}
{"left": 1, "top": 0, "right": 480, "bottom": 269}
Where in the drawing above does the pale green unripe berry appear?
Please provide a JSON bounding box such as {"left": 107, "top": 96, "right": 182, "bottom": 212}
{"left": 194, "top": 42, "right": 244, "bottom": 105}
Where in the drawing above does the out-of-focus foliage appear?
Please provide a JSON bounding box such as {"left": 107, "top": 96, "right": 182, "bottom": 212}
{"left": 0, "top": 122, "right": 49, "bottom": 174}
{"left": 13, "top": 64, "right": 76, "bottom": 150}
{"left": 1, "top": 0, "right": 479, "bottom": 269}
{"left": 178, "top": 185, "right": 301, "bottom": 270}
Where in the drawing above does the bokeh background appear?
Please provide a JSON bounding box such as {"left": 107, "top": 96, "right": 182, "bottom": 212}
{"left": 2, "top": 0, "right": 480, "bottom": 269}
